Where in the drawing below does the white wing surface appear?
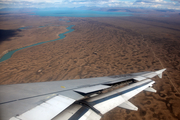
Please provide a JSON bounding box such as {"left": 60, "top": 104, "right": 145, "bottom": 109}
{"left": 0, "top": 69, "right": 166, "bottom": 120}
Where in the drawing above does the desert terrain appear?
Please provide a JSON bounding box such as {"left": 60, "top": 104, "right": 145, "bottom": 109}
{"left": 0, "top": 11, "right": 180, "bottom": 120}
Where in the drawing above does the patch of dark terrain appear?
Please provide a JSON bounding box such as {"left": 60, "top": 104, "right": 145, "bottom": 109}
{"left": 138, "top": 106, "right": 147, "bottom": 117}
{"left": 122, "top": 17, "right": 180, "bottom": 31}
{"left": 74, "top": 18, "right": 142, "bottom": 37}
{"left": 0, "top": 29, "right": 21, "bottom": 43}
{"left": 155, "top": 9, "right": 176, "bottom": 12}
{"left": 0, "top": 13, "right": 10, "bottom": 15}
{"left": 145, "top": 92, "right": 179, "bottom": 119}
{"left": 143, "top": 35, "right": 180, "bottom": 69}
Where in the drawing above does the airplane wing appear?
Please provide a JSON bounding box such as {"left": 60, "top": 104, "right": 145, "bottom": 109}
{"left": 0, "top": 68, "right": 166, "bottom": 120}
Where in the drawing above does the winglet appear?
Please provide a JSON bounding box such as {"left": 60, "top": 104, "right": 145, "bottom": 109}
{"left": 118, "top": 101, "right": 138, "bottom": 111}
{"left": 155, "top": 68, "right": 166, "bottom": 78}
{"left": 144, "top": 87, "right": 156, "bottom": 93}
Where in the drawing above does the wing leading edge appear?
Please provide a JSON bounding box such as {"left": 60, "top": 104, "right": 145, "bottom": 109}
{"left": 0, "top": 68, "right": 166, "bottom": 120}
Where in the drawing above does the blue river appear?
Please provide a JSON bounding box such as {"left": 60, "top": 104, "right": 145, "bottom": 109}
{"left": 0, "top": 25, "right": 74, "bottom": 62}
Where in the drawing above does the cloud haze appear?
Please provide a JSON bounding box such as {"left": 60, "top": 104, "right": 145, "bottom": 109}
{"left": 0, "top": 0, "right": 179, "bottom": 10}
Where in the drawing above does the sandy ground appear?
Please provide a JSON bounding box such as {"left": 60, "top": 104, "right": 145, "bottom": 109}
{"left": 0, "top": 12, "right": 180, "bottom": 120}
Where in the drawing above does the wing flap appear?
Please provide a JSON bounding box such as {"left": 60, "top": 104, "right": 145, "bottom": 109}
{"left": 118, "top": 101, "right": 138, "bottom": 111}
{"left": 10, "top": 95, "right": 75, "bottom": 120}
{"left": 142, "top": 72, "right": 157, "bottom": 78}
{"left": 74, "top": 85, "right": 110, "bottom": 94}
{"left": 133, "top": 76, "right": 146, "bottom": 81}
{"left": 144, "top": 87, "right": 156, "bottom": 92}
{"left": 105, "top": 76, "right": 133, "bottom": 84}
{"left": 59, "top": 90, "right": 84, "bottom": 100}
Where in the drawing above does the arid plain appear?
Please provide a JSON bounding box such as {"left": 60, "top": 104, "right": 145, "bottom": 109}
{"left": 0, "top": 11, "right": 180, "bottom": 120}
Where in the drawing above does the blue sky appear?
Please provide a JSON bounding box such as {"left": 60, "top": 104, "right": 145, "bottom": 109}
{"left": 0, "top": 0, "right": 180, "bottom": 10}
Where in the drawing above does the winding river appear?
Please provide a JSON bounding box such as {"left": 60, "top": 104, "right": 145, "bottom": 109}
{"left": 0, "top": 25, "right": 75, "bottom": 63}
{"left": 0, "top": 10, "right": 132, "bottom": 63}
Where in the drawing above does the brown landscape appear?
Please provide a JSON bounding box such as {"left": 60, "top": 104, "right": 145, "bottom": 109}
{"left": 0, "top": 11, "right": 180, "bottom": 120}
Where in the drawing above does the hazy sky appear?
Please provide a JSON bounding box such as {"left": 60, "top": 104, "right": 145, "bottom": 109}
{"left": 0, "top": 0, "right": 180, "bottom": 10}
